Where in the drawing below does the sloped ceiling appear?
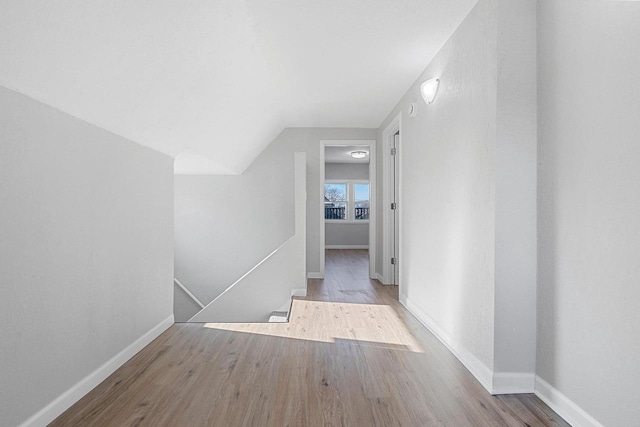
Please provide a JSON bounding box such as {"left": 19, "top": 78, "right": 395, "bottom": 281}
{"left": 0, "top": 0, "right": 476, "bottom": 174}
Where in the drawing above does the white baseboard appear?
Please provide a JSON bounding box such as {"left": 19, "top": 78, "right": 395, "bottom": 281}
{"left": 492, "top": 372, "right": 535, "bottom": 394}
{"left": 399, "top": 293, "right": 408, "bottom": 305}
{"left": 376, "top": 273, "right": 393, "bottom": 285}
{"left": 401, "top": 296, "right": 537, "bottom": 396}
{"left": 535, "top": 376, "right": 604, "bottom": 427}
{"left": 401, "top": 297, "right": 494, "bottom": 393}
{"left": 19, "top": 315, "right": 174, "bottom": 427}
{"left": 291, "top": 287, "right": 307, "bottom": 297}
{"left": 324, "top": 245, "right": 369, "bottom": 249}
{"left": 307, "top": 272, "right": 322, "bottom": 279}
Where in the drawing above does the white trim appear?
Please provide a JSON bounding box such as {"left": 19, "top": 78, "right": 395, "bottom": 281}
{"left": 399, "top": 293, "right": 408, "bottom": 304}
{"left": 320, "top": 140, "right": 377, "bottom": 281}
{"left": 18, "top": 315, "right": 174, "bottom": 427}
{"left": 174, "top": 278, "right": 205, "bottom": 309}
{"left": 325, "top": 220, "right": 370, "bottom": 224}
{"left": 379, "top": 275, "right": 393, "bottom": 285}
{"left": 401, "top": 294, "right": 538, "bottom": 396}
{"left": 374, "top": 273, "right": 386, "bottom": 284}
{"left": 291, "top": 288, "right": 307, "bottom": 297}
{"left": 535, "top": 376, "right": 604, "bottom": 427}
{"left": 400, "top": 295, "right": 494, "bottom": 393}
{"left": 325, "top": 245, "right": 369, "bottom": 249}
{"left": 319, "top": 142, "right": 326, "bottom": 279}
{"left": 492, "top": 372, "right": 535, "bottom": 395}
{"left": 307, "top": 272, "right": 323, "bottom": 279}
{"left": 397, "top": 121, "right": 403, "bottom": 293}
{"left": 369, "top": 142, "right": 377, "bottom": 280}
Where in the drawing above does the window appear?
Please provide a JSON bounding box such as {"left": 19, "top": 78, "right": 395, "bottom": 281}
{"left": 324, "top": 183, "right": 347, "bottom": 219}
{"left": 325, "top": 180, "right": 369, "bottom": 221}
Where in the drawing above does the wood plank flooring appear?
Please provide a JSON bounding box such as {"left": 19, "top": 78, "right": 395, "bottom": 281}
{"left": 51, "top": 250, "right": 569, "bottom": 426}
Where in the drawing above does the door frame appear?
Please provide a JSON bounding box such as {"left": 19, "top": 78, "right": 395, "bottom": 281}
{"left": 319, "top": 139, "right": 376, "bottom": 279}
{"left": 381, "top": 113, "right": 402, "bottom": 288}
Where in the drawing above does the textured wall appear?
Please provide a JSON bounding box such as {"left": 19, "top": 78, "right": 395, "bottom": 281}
{"left": 377, "top": 0, "right": 498, "bottom": 370}
{"left": 537, "top": 1, "right": 640, "bottom": 425}
{"left": 0, "top": 86, "right": 174, "bottom": 426}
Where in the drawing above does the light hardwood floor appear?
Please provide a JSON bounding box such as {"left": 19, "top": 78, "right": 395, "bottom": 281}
{"left": 51, "top": 250, "right": 569, "bottom": 426}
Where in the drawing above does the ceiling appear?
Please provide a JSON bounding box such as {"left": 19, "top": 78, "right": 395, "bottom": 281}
{"left": 325, "top": 145, "right": 369, "bottom": 164}
{"left": 0, "top": 0, "right": 477, "bottom": 174}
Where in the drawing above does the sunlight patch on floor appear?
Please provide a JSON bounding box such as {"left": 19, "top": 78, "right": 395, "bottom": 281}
{"left": 203, "top": 299, "right": 423, "bottom": 353}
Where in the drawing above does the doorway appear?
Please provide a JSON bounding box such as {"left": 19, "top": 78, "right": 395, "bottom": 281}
{"left": 319, "top": 140, "right": 376, "bottom": 279}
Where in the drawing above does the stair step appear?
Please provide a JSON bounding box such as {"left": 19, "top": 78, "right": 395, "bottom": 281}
{"left": 268, "top": 311, "right": 289, "bottom": 323}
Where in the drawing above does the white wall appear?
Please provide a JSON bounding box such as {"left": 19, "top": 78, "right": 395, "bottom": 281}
{"left": 325, "top": 223, "right": 369, "bottom": 247}
{"left": 537, "top": 1, "right": 640, "bottom": 425}
{"left": 493, "top": 0, "right": 537, "bottom": 378}
{"left": 189, "top": 153, "right": 307, "bottom": 323}
{"left": 0, "top": 86, "right": 174, "bottom": 426}
{"left": 174, "top": 284, "right": 202, "bottom": 322}
{"left": 377, "top": 0, "right": 498, "bottom": 371}
{"left": 376, "top": 0, "right": 538, "bottom": 394}
{"left": 325, "top": 163, "right": 370, "bottom": 247}
{"left": 174, "top": 127, "right": 376, "bottom": 304}
{"left": 325, "top": 163, "right": 369, "bottom": 180}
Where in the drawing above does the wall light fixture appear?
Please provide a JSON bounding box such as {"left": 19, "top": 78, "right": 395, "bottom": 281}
{"left": 420, "top": 78, "right": 440, "bottom": 104}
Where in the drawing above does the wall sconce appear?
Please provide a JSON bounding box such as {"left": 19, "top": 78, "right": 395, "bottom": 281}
{"left": 350, "top": 151, "right": 367, "bottom": 159}
{"left": 420, "top": 78, "right": 440, "bottom": 104}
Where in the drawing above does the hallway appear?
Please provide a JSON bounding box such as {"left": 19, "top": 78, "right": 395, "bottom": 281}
{"left": 52, "top": 250, "right": 568, "bottom": 426}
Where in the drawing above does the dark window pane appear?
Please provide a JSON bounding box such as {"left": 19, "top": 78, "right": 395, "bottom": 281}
{"left": 325, "top": 202, "right": 347, "bottom": 220}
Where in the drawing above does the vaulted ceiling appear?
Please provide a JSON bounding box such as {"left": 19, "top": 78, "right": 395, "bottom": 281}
{"left": 0, "top": 0, "right": 476, "bottom": 174}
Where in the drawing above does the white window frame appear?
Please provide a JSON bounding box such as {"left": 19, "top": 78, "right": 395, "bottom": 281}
{"left": 324, "top": 179, "right": 370, "bottom": 223}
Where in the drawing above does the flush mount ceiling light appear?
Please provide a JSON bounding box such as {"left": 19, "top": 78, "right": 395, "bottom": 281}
{"left": 420, "top": 78, "right": 440, "bottom": 104}
{"left": 350, "top": 151, "right": 367, "bottom": 159}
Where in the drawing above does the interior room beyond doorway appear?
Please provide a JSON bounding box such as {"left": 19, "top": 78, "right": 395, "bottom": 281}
{"left": 321, "top": 142, "right": 375, "bottom": 278}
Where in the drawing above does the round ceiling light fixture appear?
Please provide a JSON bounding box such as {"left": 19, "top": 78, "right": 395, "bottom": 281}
{"left": 350, "top": 151, "right": 367, "bottom": 159}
